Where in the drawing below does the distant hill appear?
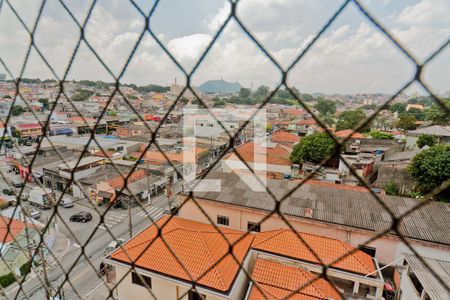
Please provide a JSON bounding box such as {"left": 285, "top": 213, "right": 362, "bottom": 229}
{"left": 199, "top": 80, "right": 241, "bottom": 94}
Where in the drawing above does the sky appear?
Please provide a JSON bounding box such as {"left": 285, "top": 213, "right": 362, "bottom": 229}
{"left": 0, "top": 0, "right": 449, "bottom": 95}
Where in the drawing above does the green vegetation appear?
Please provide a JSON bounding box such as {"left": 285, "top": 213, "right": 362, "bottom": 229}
{"left": 416, "top": 134, "right": 437, "bottom": 149}
{"left": 289, "top": 132, "right": 335, "bottom": 164}
{"left": 72, "top": 89, "right": 94, "bottom": 101}
{"left": 11, "top": 105, "right": 24, "bottom": 116}
{"left": 239, "top": 88, "right": 251, "bottom": 98}
{"left": 424, "top": 99, "right": 450, "bottom": 125}
{"left": 384, "top": 181, "right": 399, "bottom": 196}
{"left": 408, "top": 145, "right": 450, "bottom": 201}
{"left": 389, "top": 103, "right": 406, "bottom": 114}
{"left": 0, "top": 272, "right": 16, "bottom": 287}
{"left": 368, "top": 130, "right": 393, "bottom": 140}
{"left": 336, "top": 110, "right": 366, "bottom": 131}
{"left": 396, "top": 113, "right": 417, "bottom": 130}
{"left": 38, "top": 98, "right": 49, "bottom": 110}
{"left": 19, "top": 261, "right": 32, "bottom": 276}
{"left": 213, "top": 99, "right": 226, "bottom": 107}
{"left": 315, "top": 98, "right": 336, "bottom": 116}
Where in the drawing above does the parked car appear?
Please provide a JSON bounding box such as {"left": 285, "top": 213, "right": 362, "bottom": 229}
{"left": 25, "top": 207, "right": 40, "bottom": 220}
{"left": 69, "top": 211, "right": 92, "bottom": 223}
{"left": 104, "top": 238, "right": 125, "bottom": 255}
{"left": 2, "top": 188, "right": 14, "bottom": 196}
{"left": 10, "top": 179, "right": 24, "bottom": 188}
{"left": 20, "top": 192, "right": 29, "bottom": 201}
{"left": 59, "top": 196, "right": 73, "bottom": 208}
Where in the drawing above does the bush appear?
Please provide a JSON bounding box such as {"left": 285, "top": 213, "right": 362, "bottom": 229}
{"left": 385, "top": 181, "right": 399, "bottom": 196}
{"left": 0, "top": 272, "right": 16, "bottom": 287}
{"left": 20, "top": 261, "right": 32, "bottom": 276}
{"left": 368, "top": 130, "right": 393, "bottom": 140}
{"left": 416, "top": 134, "right": 437, "bottom": 148}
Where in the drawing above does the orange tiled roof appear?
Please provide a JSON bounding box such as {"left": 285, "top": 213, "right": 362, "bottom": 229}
{"left": 334, "top": 129, "right": 365, "bottom": 139}
{"left": 297, "top": 119, "right": 317, "bottom": 126}
{"left": 284, "top": 108, "right": 307, "bottom": 116}
{"left": 300, "top": 180, "right": 375, "bottom": 193}
{"left": 253, "top": 229, "right": 375, "bottom": 276}
{"left": 110, "top": 215, "right": 254, "bottom": 292}
{"left": 0, "top": 216, "right": 36, "bottom": 244}
{"left": 271, "top": 131, "right": 300, "bottom": 144}
{"left": 106, "top": 169, "right": 146, "bottom": 189}
{"left": 225, "top": 142, "right": 291, "bottom": 166}
{"left": 248, "top": 258, "right": 341, "bottom": 300}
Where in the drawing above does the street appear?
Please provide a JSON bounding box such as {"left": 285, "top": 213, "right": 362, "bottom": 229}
{"left": 4, "top": 193, "right": 170, "bottom": 300}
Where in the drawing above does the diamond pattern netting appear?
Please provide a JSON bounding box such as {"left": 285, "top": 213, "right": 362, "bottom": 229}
{"left": 0, "top": 0, "right": 449, "bottom": 299}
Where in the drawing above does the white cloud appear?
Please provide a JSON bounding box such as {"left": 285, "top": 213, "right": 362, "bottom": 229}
{"left": 1, "top": 0, "right": 448, "bottom": 95}
{"left": 167, "top": 33, "right": 212, "bottom": 62}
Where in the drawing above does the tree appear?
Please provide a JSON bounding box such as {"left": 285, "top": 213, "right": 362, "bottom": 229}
{"left": 425, "top": 99, "right": 450, "bottom": 125}
{"left": 407, "top": 145, "right": 450, "bottom": 201}
{"left": 368, "top": 130, "right": 393, "bottom": 140}
{"left": 72, "top": 89, "right": 94, "bottom": 101}
{"left": 408, "top": 107, "right": 425, "bottom": 121}
{"left": 396, "top": 113, "right": 417, "bottom": 130}
{"left": 336, "top": 110, "right": 366, "bottom": 131}
{"left": 300, "top": 93, "right": 313, "bottom": 102}
{"left": 389, "top": 103, "right": 406, "bottom": 114}
{"left": 289, "top": 133, "right": 335, "bottom": 164}
{"left": 416, "top": 134, "right": 437, "bottom": 148}
{"left": 213, "top": 99, "right": 226, "bottom": 107}
{"left": 266, "top": 124, "right": 273, "bottom": 132}
{"left": 315, "top": 98, "right": 336, "bottom": 116}
{"left": 239, "top": 87, "right": 251, "bottom": 98}
{"left": 255, "top": 85, "right": 270, "bottom": 98}
{"left": 11, "top": 105, "right": 24, "bottom": 116}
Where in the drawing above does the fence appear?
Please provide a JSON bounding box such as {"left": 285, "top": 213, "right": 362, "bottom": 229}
{"left": 0, "top": 0, "right": 449, "bottom": 299}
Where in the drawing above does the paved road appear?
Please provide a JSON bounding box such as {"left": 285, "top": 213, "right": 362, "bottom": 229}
{"left": 4, "top": 192, "right": 171, "bottom": 300}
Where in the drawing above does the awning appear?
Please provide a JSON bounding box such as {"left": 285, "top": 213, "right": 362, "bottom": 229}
{"left": 50, "top": 128, "right": 73, "bottom": 135}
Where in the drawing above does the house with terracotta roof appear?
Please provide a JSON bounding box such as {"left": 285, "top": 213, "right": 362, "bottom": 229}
{"left": 334, "top": 129, "right": 366, "bottom": 140}
{"left": 222, "top": 142, "right": 292, "bottom": 176}
{"left": 269, "top": 130, "right": 300, "bottom": 148}
{"left": 0, "top": 216, "right": 41, "bottom": 276}
{"left": 104, "top": 216, "right": 384, "bottom": 300}
{"left": 177, "top": 172, "right": 450, "bottom": 268}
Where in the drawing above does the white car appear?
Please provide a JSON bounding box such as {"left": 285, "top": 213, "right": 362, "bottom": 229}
{"left": 59, "top": 196, "right": 74, "bottom": 208}
{"left": 25, "top": 207, "right": 40, "bottom": 220}
{"left": 104, "top": 238, "right": 125, "bottom": 255}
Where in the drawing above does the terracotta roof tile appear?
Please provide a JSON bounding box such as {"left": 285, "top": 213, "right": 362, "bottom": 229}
{"left": 297, "top": 119, "right": 317, "bottom": 126}
{"left": 225, "top": 142, "right": 291, "bottom": 166}
{"left": 249, "top": 258, "right": 341, "bottom": 300}
{"left": 271, "top": 131, "right": 300, "bottom": 144}
{"left": 253, "top": 229, "right": 376, "bottom": 276}
{"left": 0, "top": 216, "right": 36, "bottom": 244}
{"left": 334, "top": 129, "right": 365, "bottom": 139}
{"left": 110, "top": 216, "right": 254, "bottom": 292}
{"left": 106, "top": 169, "right": 146, "bottom": 189}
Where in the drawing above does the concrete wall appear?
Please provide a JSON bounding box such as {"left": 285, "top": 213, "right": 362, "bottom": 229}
{"left": 375, "top": 163, "right": 415, "bottom": 194}
{"left": 178, "top": 198, "right": 450, "bottom": 266}
{"left": 114, "top": 263, "right": 248, "bottom": 300}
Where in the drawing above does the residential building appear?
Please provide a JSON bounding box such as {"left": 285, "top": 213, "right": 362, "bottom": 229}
{"left": 177, "top": 172, "right": 450, "bottom": 266}
{"left": 15, "top": 123, "right": 43, "bottom": 138}
{"left": 406, "top": 125, "right": 450, "bottom": 149}
{"left": 398, "top": 254, "right": 450, "bottom": 300}
{"left": 105, "top": 215, "right": 385, "bottom": 300}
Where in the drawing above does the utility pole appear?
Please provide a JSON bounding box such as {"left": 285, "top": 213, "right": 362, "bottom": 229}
{"left": 147, "top": 161, "right": 151, "bottom": 205}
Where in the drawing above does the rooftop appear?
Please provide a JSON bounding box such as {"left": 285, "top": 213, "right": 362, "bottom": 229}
{"left": 403, "top": 254, "right": 450, "bottom": 300}
{"left": 408, "top": 125, "right": 450, "bottom": 138}
{"left": 189, "top": 172, "right": 450, "bottom": 245}
{"left": 110, "top": 215, "right": 254, "bottom": 293}
{"left": 248, "top": 258, "right": 341, "bottom": 300}
{"left": 253, "top": 229, "right": 376, "bottom": 276}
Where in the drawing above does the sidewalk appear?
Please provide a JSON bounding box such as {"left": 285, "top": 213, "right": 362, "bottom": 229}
{"left": 45, "top": 230, "right": 71, "bottom": 267}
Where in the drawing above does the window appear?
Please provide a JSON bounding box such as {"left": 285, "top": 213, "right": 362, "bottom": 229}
{"left": 188, "top": 291, "right": 205, "bottom": 300}
{"left": 131, "top": 271, "right": 152, "bottom": 288}
{"left": 247, "top": 222, "right": 261, "bottom": 232}
{"left": 359, "top": 245, "right": 376, "bottom": 258}
{"left": 217, "top": 215, "right": 229, "bottom": 226}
